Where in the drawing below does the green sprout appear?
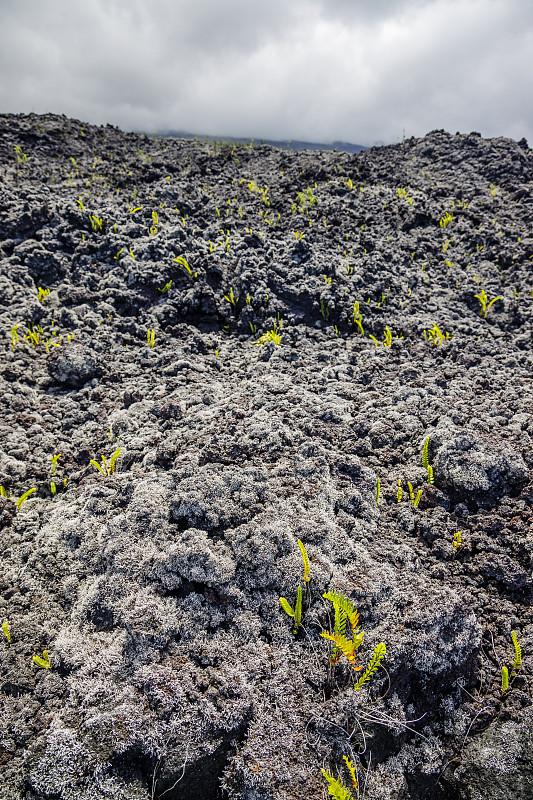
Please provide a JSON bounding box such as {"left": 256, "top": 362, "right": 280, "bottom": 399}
{"left": 423, "top": 324, "right": 450, "bottom": 346}
{"left": 475, "top": 289, "right": 503, "bottom": 318}
{"left": 51, "top": 453, "right": 61, "bottom": 476}
{"left": 158, "top": 280, "right": 173, "bottom": 293}
{"left": 1, "top": 485, "right": 37, "bottom": 510}
{"left": 279, "top": 539, "right": 310, "bottom": 634}
{"left": 33, "top": 650, "right": 51, "bottom": 669}
{"left": 10, "top": 324, "right": 21, "bottom": 350}
{"left": 89, "top": 447, "right": 121, "bottom": 476}
{"left": 320, "top": 299, "right": 329, "bottom": 320}
{"left": 293, "top": 230, "right": 305, "bottom": 240}
{"left": 421, "top": 437, "right": 434, "bottom": 484}
{"left": 452, "top": 531, "right": 462, "bottom": 553}
{"left": 351, "top": 302, "right": 364, "bottom": 336}
{"left": 37, "top": 286, "right": 50, "bottom": 303}
{"left": 147, "top": 329, "right": 155, "bottom": 348}
{"left": 407, "top": 481, "right": 422, "bottom": 508}
{"left": 2, "top": 620, "right": 11, "bottom": 644}
{"left": 254, "top": 321, "right": 282, "bottom": 347}
{"left": 224, "top": 287, "right": 239, "bottom": 308}
{"left": 375, "top": 477, "right": 381, "bottom": 506}
{"left": 501, "top": 666, "right": 509, "bottom": 692}
{"left": 397, "top": 479, "right": 403, "bottom": 502}
{"left": 89, "top": 215, "right": 103, "bottom": 232}
{"left": 173, "top": 255, "right": 197, "bottom": 280}
{"left": 321, "top": 767, "right": 355, "bottom": 800}
{"left": 439, "top": 212, "right": 453, "bottom": 229}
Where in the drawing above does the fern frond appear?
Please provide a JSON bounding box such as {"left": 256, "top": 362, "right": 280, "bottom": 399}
{"left": 511, "top": 630, "right": 522, "bottom": 673}
{"left": 321, "top": 632, "right": 363, "bottom": 667}
{"left": 427, "top": 464, "right": 434, "bottom": 484}
{"left": 354, "top": 642, "right": 386, "bottom": 690}
{"left": 293, "top": 584, "right": 302, "bottom": 634}
{"left": 321, "top": 769, "right": 354, "bottom": 800}
{"left": 279, "top": 597, "right": 294, "bottom": 618}
{"left": 422, "top": 436, "right": 430, "bottom": 469}
{"left": 501, "top": 665, "right": 509, "bottom": 692}
{"left": 297, "top": 539, "right": 310, "bottom": 583}
{"left": 343, "top": 756, "right": 358, "bottom": 790}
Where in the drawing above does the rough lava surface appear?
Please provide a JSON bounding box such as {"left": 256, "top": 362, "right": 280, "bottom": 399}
{"left": 0, "top": 113, "right": 533, "bottom": 800}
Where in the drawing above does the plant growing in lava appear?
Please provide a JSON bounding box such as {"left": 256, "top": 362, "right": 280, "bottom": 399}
{"left": 279, "top": 539, "right": 310, "bottom": 635}
{"left": 89, "top": 447, "right": 121, "bottom": 476}
{"left": 321, "top": 591, "right": 386, "bottom": 691}
{"left": 475, "top": 289, "right": 503, "bottom": 318}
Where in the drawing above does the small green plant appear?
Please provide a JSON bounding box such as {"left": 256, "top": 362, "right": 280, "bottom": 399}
{"left": 279, "top": 539, "right": 310, "bottom": 635}
{"left": 501, "top": 666, "right": 509, "bottom": 692}
{"left": 421, "top": 437, "right": 434, "bottom": 484}
{"left": 1, "top": 485, "right": 37, "bottom": 510}
{"left": 351, "top": 302, "right": 364, "bottom": 336}
{"left": 439, "top": 212, "right": 453, "bottom": 229}
{"left": 475, "top": 289, "right": 503, "bottom": 318}
{"left": 37, "top": 286, "right": 50, "bottom": 303}
{"left": 2, "top": 620, "right": 11, "bottom": 644}
{"left": 89, "top": 214, "right": 103, "bottom": 232}
{"left": 355, "top": 641, "right": 387, "bottom": 690}
{"left": 321, "top": 765, "right": 355, "bottom": 800}
{"left": 224, "top": 287, "right": 239, "bottom": 308}
{"left": 254, "top": 321, "right": 282, "bottom": 347}
{"left": 452, "top": 531, "right": 462, "bottom": 554}
{"left": 89, "top": 447, "right": 121, "bottom": 476}
{"left": 321, "top": 591, "right": 386, "bottom": 692}
{"left": 423, "top": 324, "right": 450, "bottom": 346}
{"left": 293, "top": 230, "right": 305, "bottom": 240}
{"left": 33, "top": 650, "right": 51, "bottom": 669}
{"left": 51, "top": 453, "right": 61, "bottom": 475}
{"left": 147, "top": 329, "right": 155, "bottom": 348}
{"left": 10, "top": 324, "right": 21, "bottom": 350}
{"left": 158, "top": 280, "right": 172, "bottom": 293}
{"left": 397, "top": 479, "right": 403, "bottom": 502}
{"left": 375, "top": 477, "right": 380, "bottom": 506}
{"left": 407, "top": 481, "right": 422, "bottom": 508}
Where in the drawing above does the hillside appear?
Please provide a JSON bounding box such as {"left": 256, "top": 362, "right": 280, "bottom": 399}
{"left": 0, "top": 113, "right": 532, "bottom": 800}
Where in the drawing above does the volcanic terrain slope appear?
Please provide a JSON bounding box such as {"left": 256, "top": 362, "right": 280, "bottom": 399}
{"left": 0, "top": 113, "right": 533, "bottom": 800}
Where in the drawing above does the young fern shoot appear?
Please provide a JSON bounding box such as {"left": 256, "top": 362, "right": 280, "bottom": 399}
{"left": 279, "top": 539, "right": 310, "bottom": 635}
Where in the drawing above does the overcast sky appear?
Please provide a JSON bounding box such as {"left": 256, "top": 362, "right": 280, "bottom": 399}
{"left": 1, "top": 0, "right": 531, "bottom": 147}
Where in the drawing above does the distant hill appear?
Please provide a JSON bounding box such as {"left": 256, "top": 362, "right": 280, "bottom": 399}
{"left": 152, "top": 129, "right": 368, "bottom": 154}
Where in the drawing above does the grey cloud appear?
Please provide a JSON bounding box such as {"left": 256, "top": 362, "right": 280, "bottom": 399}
{"left": 0, "top": 0, "right": 531, "bottom": 146}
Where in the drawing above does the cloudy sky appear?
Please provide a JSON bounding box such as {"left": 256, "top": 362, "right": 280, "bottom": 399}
{"left": 1, "top": 0, "right": 531, "bottom": 147}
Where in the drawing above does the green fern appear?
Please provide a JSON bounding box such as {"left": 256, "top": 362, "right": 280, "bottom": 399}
{"left": 279, "top": 585, "right": 302, "bottom": 635}
{"left": 354, "top": 642, "right": 387, "bottom": 690}
{"left": 322, "top": 591, "right": 364, "bottom": 665}
{"left": 422, "top": 437, "right": 435, "bottom": 484}
{"left": 511, "top": 630, "right": 522, "bottom": 675}
{"left": 321, "top": 769, "right": 354, "bottom": 800}
{"left": 501, "top": 665, "right": 509, "bottom": 692}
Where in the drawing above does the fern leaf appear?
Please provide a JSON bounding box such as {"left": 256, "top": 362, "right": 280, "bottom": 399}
{"left": 293, "top": 585, "right": 302, "bottom": 634}
{"left": 298, "top": 539, "right": 310, "bottom": 583}
{"left": 354, "top": 642, "right": 386, "bottom": 690}
{"left": 32, "top": 650, "right": 51, "bottom": 669}
{"left": 279, "top": 597, "right": 294, "bottom": 618}
{"left": 427, "top": 464, "right": 434, "bottom": 484}
{"left": 321, "top": 632, "right": 362, "bottom": 667}
{"left": 511, "top": 630, "right": 522, "bottom": 673}
{"left": 501, "top": 665, "right": 509, "bottom": 692}
{"left": 343, "top": 756, "right": 358, "bottom": 790}
{"left": 422, "top": 436, "right": 430, "bottom": 469}
{"left": 321, "top": 769, "right": 354, "bottom": 800}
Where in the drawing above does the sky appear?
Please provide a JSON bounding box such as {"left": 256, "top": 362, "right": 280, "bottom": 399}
{"left": 0, "top": 0, "right": 531, "bottom": 147}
